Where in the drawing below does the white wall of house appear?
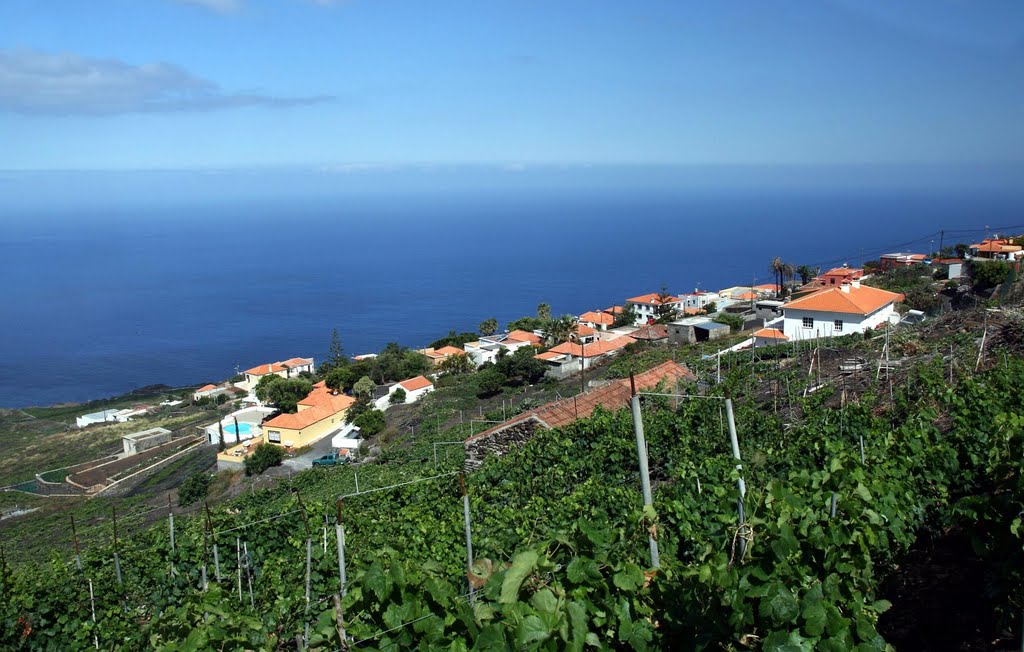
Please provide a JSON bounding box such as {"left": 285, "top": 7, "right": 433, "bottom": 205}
{"left": 627, "top": 301, "right": 681, "bottom": 325}
{"left": 782, "top": 304, "right": 895, "bottom": 341}
{"left": 465, "top": 338, "right": 532, "bottom": 367}
{"left": 682, "top": 293, "right": 715, "bottom": 310}
{"left": 375, "top": 383, "right": 433, "bottom": 410}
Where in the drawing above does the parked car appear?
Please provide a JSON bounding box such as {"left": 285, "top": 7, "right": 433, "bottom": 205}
{"left": 311, "top": 452, "right": 349, "bottom": 467}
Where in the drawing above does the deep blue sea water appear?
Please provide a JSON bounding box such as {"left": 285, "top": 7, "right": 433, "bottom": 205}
{"left": 2, "top": 187, "right": 1020, "bottom": 407}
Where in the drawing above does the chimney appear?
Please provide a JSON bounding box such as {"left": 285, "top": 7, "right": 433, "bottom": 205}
{"left": 852, "top": 278, "right": 861, "bottom": 289}
{"left": 840, "top": 282, "right": 851, "bottom": 293}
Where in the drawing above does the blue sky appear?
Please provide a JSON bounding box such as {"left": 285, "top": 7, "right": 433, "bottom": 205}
{"left": 2, "top": 0, "right": 1023, "bottom": 171}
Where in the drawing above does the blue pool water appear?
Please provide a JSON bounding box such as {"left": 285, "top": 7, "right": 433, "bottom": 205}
{"left": 225, "top": 423, "right": 255, "bottom": 437}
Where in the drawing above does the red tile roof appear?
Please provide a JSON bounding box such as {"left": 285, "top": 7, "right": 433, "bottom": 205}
{"left": 264, "top": 387, "right": 354, "bottom": 431}
{"left": 534, "top": 351, "right": 564, "bottom": 361}
{"left": 246, "top": 362, "right": 286, "bottom": 376}
{"left": 281, "top": 357, "right": 313, "bottom": 368}
{"left": 626, "top": 293, "right": 681, "bottom": 305}
{"left": 196, "top": 384, "right": 217, "bottom": 393}
{"left": 466, "top": 361, "right": 695, "bottom": 443}
{"left": 971, "top": 239, "right": 1022, "bottom": 253}
{"left": 505, "top": 330, "right": 543, "bottom": 346}
{"left": 754, "top": 328, "right": 788, "bottom": 340}
{"left": 630, "top": 325, "right": 668, "bottom": 340}
{"left": 548, "top": 337, "right": 635, "bottom": 358}
{"left": 434, "top": 345, "right": 465, "bottom": 356}
{"left": 579, "top": 311, "right": 615, "bottom": 326}
{"left": 783, "top": 284, "right": 902, "bottom": 315}
{"left": 604, "top": 306, "right": 625, "bottom": 315}
{"left": 575, "top": 323, "right": 596, "bottom": 337}
{"left": 399, "top": 376, "right": 433, "bottom": 392}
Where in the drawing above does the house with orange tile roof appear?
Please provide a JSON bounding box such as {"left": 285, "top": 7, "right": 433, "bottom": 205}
{"left": 968, "top": 238, "right": 1023, "bottom": 262}
{"left": 579, "top": 310, "right": 615, "bottom": 331}
{"left": 375, "top": 375, "right": 435, "bottom": 409}
{"left": 533, "top": 336, "right": 635, "bottom": 379}
{"left": 417, "top": 345, "right": 467, "bottom": 366}
{"left": 240, "top": 356, "right": 315, "bottom": 391}
{"left": 815, "top": 266, "right": 864, "bottom": 287}
{"left": 753, "top": 327, "right": 789, "bottom": 348}
{"left": 464, "top": 361, "right": 695, "bottom": 469}
{"left": 879, "top": 252, "right": 928, "bottom": 271}
{"left": 781, "top": 280, "right": 902, "bottom": 341}
{"left": 262, "top": 382, "right": 355, "bottom": 448}
{"left": 505, "top": 330, "right": 544, "bottom": 346}
{"left": 625, "top": 292, "right": 684, "bottom": 325}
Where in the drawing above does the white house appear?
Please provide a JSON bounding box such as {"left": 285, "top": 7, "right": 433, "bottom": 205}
{"left": 625, "top": 293, "right": 684, "bottom": 325}
{"left": 75, "top": 406, "right": 152, "bottom": 428}
{"left": 680, "top": 291, "right": 717, "bottom": 312}
{"left": 781, "top": 281, "right": 902, "bottom": 342}
{"left": 239, "top": 356, "right": 315, "bottom": 391}
{"left": 376, "top": 375, "right": 434, "bottom": 409}
{"left": 753, "top": 327, "right": 789, "bottom": 348}
{"left": 76, "top": 409, "right": 120, "bottom": 428}
{"left": 463, "top": 335, "right": 534, "bottom": 367}
{"left": 533, "top": 337, "right": 635, "bottom": 379}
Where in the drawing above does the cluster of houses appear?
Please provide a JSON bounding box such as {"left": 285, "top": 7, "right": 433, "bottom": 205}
{"left": 81, "top": 234, "right": 1017, "bottom": 466}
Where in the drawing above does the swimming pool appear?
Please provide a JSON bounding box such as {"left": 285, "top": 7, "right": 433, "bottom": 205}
{"left": 224, "top": 422, "right": 255, "bottom": 437}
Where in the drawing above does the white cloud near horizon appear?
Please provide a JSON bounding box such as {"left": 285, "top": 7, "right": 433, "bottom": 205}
{"left": 0, "top": 49, "right": 334, "bottom": 116}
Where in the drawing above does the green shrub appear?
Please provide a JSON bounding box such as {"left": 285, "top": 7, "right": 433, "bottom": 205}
{"left": 244, "top": 444, "right": 284, "bottom": 476}
{"left": 475, "top": 369, "right": 505, "bottom": 397}
{"left": 713, "top": 313, "right": 744, "bottom": 333}
{"left": 971, "top": 260, "right": 1011, "bottom": 289}
{"left": 354, "top": 409, "right": 386, "bottom": 437}
{"left": 389, "top": 387, "right": 407, "bottom": 405}
{"left": 177, "top": 471, "right": 211, "bottom": 507}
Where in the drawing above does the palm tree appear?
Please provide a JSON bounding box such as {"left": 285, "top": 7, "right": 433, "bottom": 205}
{"left": 544, "top": 315, "right": 576, "bottom": 347}
{"left": 769, "top": 257, "right": 784, "bottom": 298}
{"left": 796, "top": 265, "right": 819, "bottom": 285}
{"left": 536, "top": 303, "right": 551, "bottom": 321}
{"left": 770, "top": 257, "right": 797, "bottom": 297}
{"left": 780, "top": 261, "right": 796, "bottom": 296}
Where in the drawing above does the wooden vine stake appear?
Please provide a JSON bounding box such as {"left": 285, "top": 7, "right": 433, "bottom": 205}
{"left": 205, "top": 501, "right": 221, "bottom": 582}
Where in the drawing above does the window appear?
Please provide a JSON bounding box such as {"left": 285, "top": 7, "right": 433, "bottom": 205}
{"left": 268, "top": 430, "right": 281, "bottom": 443}
{"left": 834, "top": 320, "right": 843, "bottom": 332}
{"left": 802, "top": 317, "right": 813, "bottom": 329}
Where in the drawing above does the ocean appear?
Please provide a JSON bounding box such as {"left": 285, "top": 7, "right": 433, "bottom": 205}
{"left": 1, "top": 185, "right": 1019, "bottom": 408}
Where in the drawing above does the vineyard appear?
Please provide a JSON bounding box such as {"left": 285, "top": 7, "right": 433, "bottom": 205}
{"left": 3, "top": 308, "right": 1024, "bottom": 650}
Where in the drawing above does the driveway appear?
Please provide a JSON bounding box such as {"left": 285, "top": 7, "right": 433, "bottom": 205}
{"left": 281, "top": 435, "right": 337, "bottom": 471}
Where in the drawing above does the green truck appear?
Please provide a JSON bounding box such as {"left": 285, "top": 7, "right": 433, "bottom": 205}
{"left": 311, "top": 452, "right": 349, "bottom": 467}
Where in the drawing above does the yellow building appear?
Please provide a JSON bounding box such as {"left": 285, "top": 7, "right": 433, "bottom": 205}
{"left": 262, "top": 382, "right": 355, "bottom": 449}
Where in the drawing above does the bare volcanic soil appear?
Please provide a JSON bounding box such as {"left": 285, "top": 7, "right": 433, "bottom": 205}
{"left": 878, "top": 528, "right": 1018, "bottom": 651}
